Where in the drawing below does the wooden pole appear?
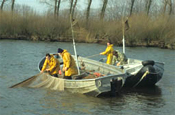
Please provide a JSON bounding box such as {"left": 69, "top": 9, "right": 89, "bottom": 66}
{"left": 70, "top": 15, "right": 80, "bottom": 75}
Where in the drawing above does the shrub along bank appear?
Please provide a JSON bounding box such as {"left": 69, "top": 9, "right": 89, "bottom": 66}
{"left": 0, "top": 11, "right": 175, "bottom": 49}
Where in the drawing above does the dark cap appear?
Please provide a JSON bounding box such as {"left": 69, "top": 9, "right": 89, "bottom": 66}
{"left": 46, "top": 53, "right": 51, "bottom": 57}
{"left": 57, "top": 48, "right": 64, "bottom": 53}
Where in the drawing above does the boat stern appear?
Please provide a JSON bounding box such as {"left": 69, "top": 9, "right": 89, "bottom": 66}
{"left": 94, "top": 74, "right": 125, "bottom": 96}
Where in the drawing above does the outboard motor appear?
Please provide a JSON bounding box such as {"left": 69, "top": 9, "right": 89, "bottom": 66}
{"left": 142, "top": 60, "right": 155, "bottom": 66}
{"left": 140, "top": 60, "right": 156, "bottom": 76}
{"left": 134, "top": 60, "right": 156, "bottom": 87}
{"left": 137, "top": 60, "right": 156, "bottom": 78}
{"left": 124, "top": 60, "right": 157, "bottom": 87}
{"left": 110, "top": 78, "right": 123, "bottom": 97}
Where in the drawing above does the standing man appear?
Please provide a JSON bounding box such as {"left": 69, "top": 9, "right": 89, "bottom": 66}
{"left": 100, "top": 40, "right": 114, "bottom": 65}
{"left": 41, "top": 53, "right": 60, "bottom": 77}
{"left": 57, "top": 48, "right": 78, "bottom": 79}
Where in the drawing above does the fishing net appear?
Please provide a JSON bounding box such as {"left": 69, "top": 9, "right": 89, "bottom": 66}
{"left": 10, "top": 73, "right": 65, "bottom": 91}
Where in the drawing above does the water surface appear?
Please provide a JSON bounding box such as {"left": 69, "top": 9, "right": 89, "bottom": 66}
{"left": 0, "top": 40, "right": 175, "bottom": 115}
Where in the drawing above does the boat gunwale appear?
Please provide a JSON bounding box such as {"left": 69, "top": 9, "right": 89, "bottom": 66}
{"left": 47, "top": 73, "right": 126, "bottom": 82}
{"left": 76, "top": 55, "right": 126, "bottom": 74}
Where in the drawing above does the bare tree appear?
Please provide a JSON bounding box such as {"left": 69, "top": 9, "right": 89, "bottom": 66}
{"left": 39, "top": 0, "right": 62, "bottom": 17}
{"left": 72, "top": 0, "right": 78, "bottom": 19}
{"left": 54, "top": 0, "right": 58, "bottom": 17}
{"left": 163, "top": 0, "right": 168, "bottom": 14}
{"left": 163, "top": 0, "right": 173, "bottom": 15}
{"left": 100, "top": 0, "right": 108, "bottom": 20}
{"left": 11, "top": 0, "right": 15, "bottom": 12}
{"left": 54, "top": 0, "right": 61, "bottom": 17}
{"left": 1, "top": 0, "right": 6, "bottom": 11}
{"left": 145, "top": 0, "right": 152, "bottom": 15}
{"left": 69, "top": 0, "right": 73, "bottom": 14}
{"left": 130, "top": 0, "right": 135, "bottom": 16}
{"left": 69, "top": 0, "right": 78, "bottom": 20}
{"left": 86, "top": 0, "right": 92, "bottom": 26}
{"left": 57, "top": 0, "right": 61, "bottom": 16}
{"left": 168, "top": 0, "right": 173, "bottom": 15}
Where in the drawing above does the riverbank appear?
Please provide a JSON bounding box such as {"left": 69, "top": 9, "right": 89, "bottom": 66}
{"left": 1, "top": 35, "right": 175, "bottom": 50}
{"left": 1, "top": 11, "right": 175, "bottom": 50}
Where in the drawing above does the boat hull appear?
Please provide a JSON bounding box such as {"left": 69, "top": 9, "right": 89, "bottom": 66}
{"left": 36, "top": 55, "right": 127, "bottom": 96}
{"left": 64, "top": 74, "right": 124, "bottom": 96}
{"left": 100, "top": 58, "right": 164, "bottom": 88}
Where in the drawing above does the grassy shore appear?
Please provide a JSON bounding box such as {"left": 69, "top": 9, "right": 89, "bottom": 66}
{"left": 0, "top": 11, "right": 175, "bottom": 49}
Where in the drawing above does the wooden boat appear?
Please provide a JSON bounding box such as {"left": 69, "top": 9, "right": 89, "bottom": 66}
{"left": 11, "top": 55, "right": 127, "bottom": 97}
{"left": 100, "top": 58, "right": 164, "bottom": 88}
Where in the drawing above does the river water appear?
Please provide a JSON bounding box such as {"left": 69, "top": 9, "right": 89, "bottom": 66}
{"left": 0, "top": 40, "right": 175, "bottom": 115}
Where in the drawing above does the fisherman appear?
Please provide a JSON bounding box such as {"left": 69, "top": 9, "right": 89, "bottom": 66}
{"left": 112, "top": 50, "right": 128, "bottom": 66}
{"left": 57, "top": 48, "right": 78, "bottom": 79}
{"left": 100, "top": 40, "right": 114, "bottom": 65}
{"left": 40, "top": 53, "right": 60, "bottom": 77}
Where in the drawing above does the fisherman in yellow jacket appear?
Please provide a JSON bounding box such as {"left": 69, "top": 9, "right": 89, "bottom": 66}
{"left": 100, "top": 40, "right": 114, "bottom": 65}
{"left": 58, "top": 48, "right": 78, "bottom": 79}
{"left": 41, "top": 53, "right": 60, "bottom": 77}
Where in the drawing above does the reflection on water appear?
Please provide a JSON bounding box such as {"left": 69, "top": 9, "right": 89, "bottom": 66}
{"left": 39, "top": 90, "right": 108, "bottom": 114}
{"left": 96, "top": 86, "right": 165, "bottom": 115}
{"left": 0, "top": 40, "right": 175, "bottom": 115}
{"left": 121, "top": 86, "right": 165, "bottom": 108}
{"left": 122, "top": 86, "right": 162, "bottom": 96}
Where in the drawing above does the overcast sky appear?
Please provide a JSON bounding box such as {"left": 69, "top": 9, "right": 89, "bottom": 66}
{"left": 15, "top": 0, "right": 101, "bottom": 13}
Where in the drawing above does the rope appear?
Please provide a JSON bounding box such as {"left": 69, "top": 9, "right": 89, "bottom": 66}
{"left": 85, "top": 54, "right": 100, "bottom": 58}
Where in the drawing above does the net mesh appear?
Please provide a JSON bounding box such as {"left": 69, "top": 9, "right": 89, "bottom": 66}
{"left": 10, "top": 73, "right": 65, "bottom": 91}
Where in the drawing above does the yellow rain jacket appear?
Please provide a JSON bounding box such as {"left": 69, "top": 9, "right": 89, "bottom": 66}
{"left": 62, "top": 50, "right": 78, "bottom": 76}
{"left": 42, "top": 55, "right": 60, "bottom": 75}
{"left": 101, "top": 44, "right": 114, "bottom": 65}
